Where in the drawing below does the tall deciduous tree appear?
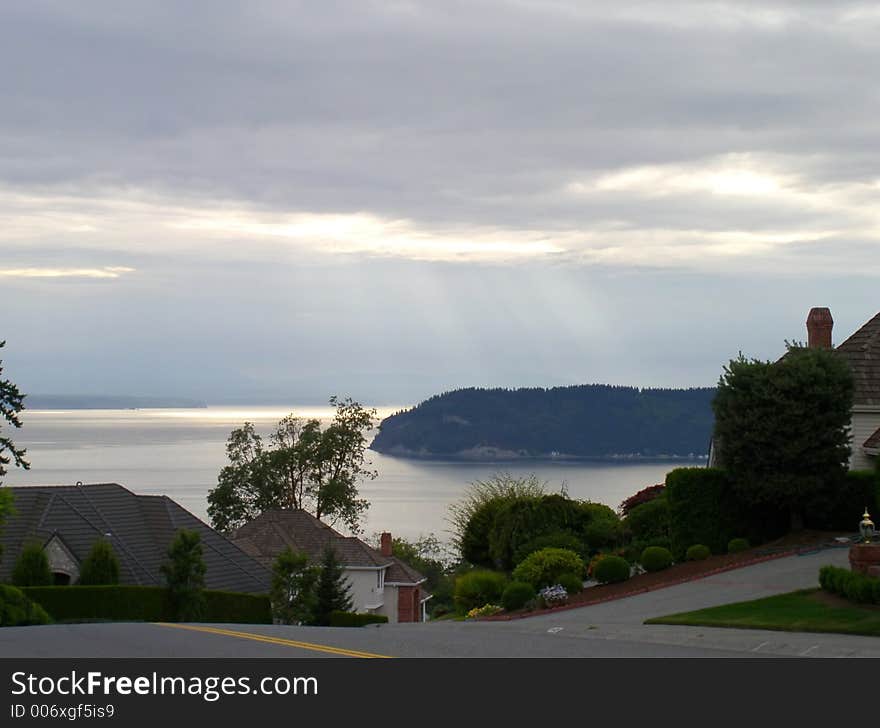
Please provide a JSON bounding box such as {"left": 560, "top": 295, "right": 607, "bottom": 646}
{"left": 712, "top": 344, "right": 854, "bottom": 530}
{"left": 208, "top": 397, "right": 376, "bottom": 534}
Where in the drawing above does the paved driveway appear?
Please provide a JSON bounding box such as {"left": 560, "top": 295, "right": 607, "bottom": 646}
{"left": 1, "top": 545, "right": 871, "bottom": 658}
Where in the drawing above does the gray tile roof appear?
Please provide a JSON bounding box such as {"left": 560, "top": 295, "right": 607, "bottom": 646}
{"left": 836, "top": 311, "right": 880, "bottom": 407}
{"left": 865, "top": 426, "right": 880, "bottom": 452}
{"left": 0, "top": 483, "right": 270, "bottom": 594}
{"left": 230, "top": 509, "right": 425, "bottom": 585}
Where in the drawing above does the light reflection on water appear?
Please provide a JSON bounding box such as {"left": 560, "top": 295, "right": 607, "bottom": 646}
{"left": 6, "top": 407, "right": 691, "bottom": 542}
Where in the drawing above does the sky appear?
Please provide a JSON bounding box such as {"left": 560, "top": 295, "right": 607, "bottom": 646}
{"left": 2, "top": 0, "right": 879, "bottom": 405}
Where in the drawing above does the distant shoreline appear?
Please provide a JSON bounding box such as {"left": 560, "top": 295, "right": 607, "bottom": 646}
{"left": 368, "top": 446, "right": 708, "bottom": 464}
{"left": 24, "top": 395, "right": 208, "bottom": 410}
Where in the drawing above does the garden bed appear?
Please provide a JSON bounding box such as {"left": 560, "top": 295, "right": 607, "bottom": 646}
{"left": 479, "top": 531, "right": 851, "bottom": 621}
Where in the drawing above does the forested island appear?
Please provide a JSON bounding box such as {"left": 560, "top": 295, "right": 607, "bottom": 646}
{"left": 370, "top": 385, "right": 716, "bottom": 460}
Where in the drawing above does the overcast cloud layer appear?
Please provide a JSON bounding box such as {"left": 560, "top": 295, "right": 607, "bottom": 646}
{"left": 2, "top": 1, "right": 879, "bottom": 403}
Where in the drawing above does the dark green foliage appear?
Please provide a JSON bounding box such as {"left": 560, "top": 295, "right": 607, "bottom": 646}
{"left": 312, "top": 546, "right": 353, "bottom": 626}
{"left": 513, "top": 531, "right": 584, "bottom": 566}
{"left": 808, "top": 469, "right": 880, "bottom": 532}
{"left": 712, "top": 346, "right": 854, "bottom": 530}
{"left": 20, "top": 586, "right": 270, "bottom": 623}
{"left": 686, "top": 544, "right": 711, "bottom": 561}
{"left": 820, "top": 565, "right": 880, "bottom": 605}
{"left": 592, "top": 555, "right": 630, "bottom": 584}
{"left": 78, "top": 540, "right": 120, "bottom": 586}
{"left": 453, "top": 570, "right": 507, "bottom": 614}
{"left": 0, "top": 584, "right": 51, "bottom": 626}
{"left": 372, "top": 385, "right": 716, "bottom": 458}
{"left": 640, "top": 546, "right": 673, "bottom": 572}
{"left": 501, "top": 581, "right": 535, "bottom": 611}
{"left": 619, "top": 484, "right": 666, "bottom": 516}
{"left": 727, "top": 538, "right": 750, "bottom": 554}
{"left": 161, "top": 529, "right": 207, "bottom": 622}
{"left": 12, "top": 543, "right": 52, "bottom": 587}
{"left": 328, "top": 611, "right": 388, "bottom": 627}
{"left": 208, "top": 398, "right": 376, "bottom": 535}
{"left": 624, "top": 495, "right": 671, "bottom": 552}
{"left": 381, "top": 534, "right": 454, "bottom": 617}
{"left": 511, "top": 547, "right": 584, "bottom": 589}
{"left": 269, "top": 547, "right": 318, "bottom": 625}
{"left": 557, "top": 572, "right": 584, "bottom": 595}
{"left": 0, "top": 340, "right": 29, "bottom": 485}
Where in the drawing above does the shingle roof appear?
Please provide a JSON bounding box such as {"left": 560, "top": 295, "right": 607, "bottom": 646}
{"left": 835, "top": 311, "right": 880, "bottom": 407}
{"left": 230, "top": 509, "right": 425, "bottom": 584}
{"left": 865, "top": 426, "right": 880, "bottom": 452}
{"left": 0, "top": 483, "right": 270, "bottom": 594}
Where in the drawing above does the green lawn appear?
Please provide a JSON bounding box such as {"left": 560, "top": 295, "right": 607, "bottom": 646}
{"left": 645, "top": 589, "right": 880, "bottom": 637}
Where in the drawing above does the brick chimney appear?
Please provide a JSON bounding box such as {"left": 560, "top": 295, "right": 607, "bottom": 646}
{"left": 806, "top": 307, "right": 834, "bottom": 349}
{"left": 380, "top": 532, "right": 393, "bottom": 557}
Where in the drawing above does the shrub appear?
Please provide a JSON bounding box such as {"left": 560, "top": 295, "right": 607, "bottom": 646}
{"left": 592, "top": 555, "right": 630, "bottom": 584}
{"left": 640, "top": 546, "right": 673, "bottom": 573}
{"left": 511, "top": 548, "right": 585, "bottom": 589}
{"left": 466, "top": 604, "right": 503, "bottom": 618}
{"left": 78, "top": 540, "right": 120, "bottom": 586}
{"left": 12, "top": 543, "right": 52, "bottom": 587}
{"left": 584, "top": 517, "right": 624, "bottom": 552}
{"left": 557, "top": 572, "right": 584, "bottom": 595}
{"left": 21, "top": 585, "right": 271, "bottom": 623}
{"left": 686, "top": 544, "right": 711, "bottom": 561}
{"left": 727, "top": 538, "right": 750, "bottom": 554}
{"left": 328, "top": 611, "right": 389, "bottom": 627}
{"left": 501, "top": 581, "right": 535, "bottom": 612}
{"left": 453, "top": 570, "right": 507, "bottom": 614}
{"left": 512, "top": 531, "right": 584, "bottom": 566}
{"left": 270, "top": 547, "right": 319, "bottom": 625}
{"left": 666, "top": 468, "right": 730, "bottom": 558}
{"left": 625, "top": 496, "right": 670, "bottom": 550}
{"left": 619, "top": 483, "right": 666, "bottom": 516}
{"left": 161, "top": 529, "right": 207, "bottom": 622}
{"left": 0, "top": 584, "right": 51, "bottom": 627}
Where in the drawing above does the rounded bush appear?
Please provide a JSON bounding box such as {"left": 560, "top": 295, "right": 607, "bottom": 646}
{"left": 512, "top": 531, "right": 584, "bottom": 566}
{"left": 557, "top": 572, "right": 584, "bottom": 595}
{"left": 686, "top": 544, "right": 711, "bottom": 561}
{"left": 453, "top": 570, "right": 507, "bottom": 614}
{"left": 640, "top": 546, "right": 673, "bottom": 573}
{"left": 0, "top": 584, "right": 51, "bottom": 627}
{"left": 511, "top": 548, "right": 585, "bottom": 589}
{"left": 501, "top": 581, "right": 535, "bottom": 612}
{"left": 592, "top": 555, "right": 630, "bottom": 584}
{"left": 727, "top": 538, "right": 750, "bottom": 554}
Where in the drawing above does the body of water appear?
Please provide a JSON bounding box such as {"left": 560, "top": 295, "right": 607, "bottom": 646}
{"left": 5, "top": 407, "right": 695, "bottom": 543}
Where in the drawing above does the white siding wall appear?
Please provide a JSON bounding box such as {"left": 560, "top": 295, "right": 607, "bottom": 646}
{"left": 851, "top": 409, "right": 880, "bottom": 471}
{"left": 377, "top": 585, "right": 399, "bottom": 623}
{"left": 344, "top": 569, "right": 386, "bottom": 613}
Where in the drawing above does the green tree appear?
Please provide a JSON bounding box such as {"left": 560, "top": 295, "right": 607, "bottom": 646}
{"left": 312, "top": 546, "right": 353, "bottom": 626}
{"left": 712, "top": 344, "right": 854, "bottom": 530}
{"left": 78, "top": 540, "right": 121, "bottom": 585}
{"left": 12, "top": 542, "right": 52, "bottom": 586}
{"left": 161, "top": 529, "right": 207, "bottom": 621}
{"left": 208, "top": 397, "right": 376, "bottom": 534}
{"left": 269, "top": 547, "right": 319, "bottom": 625}
{"left": 1, "top": 340, "right": 28, "bottom": 558}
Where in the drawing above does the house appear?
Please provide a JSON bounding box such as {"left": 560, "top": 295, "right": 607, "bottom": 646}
{"left": 710, "top": 308, "right": 880, "bottom": 470}
{"left": 229, "top": 510, "right": 430, "bottom": 623}
{"left": 0, "top": 482, "right": 271, "bottom": 594}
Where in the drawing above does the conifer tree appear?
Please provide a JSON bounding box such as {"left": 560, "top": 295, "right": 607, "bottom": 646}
{"left": 312, "top": 545, "right": 352, "bottom": 625}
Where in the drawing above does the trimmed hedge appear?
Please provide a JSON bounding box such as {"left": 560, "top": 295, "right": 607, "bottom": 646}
{"left": 501, "top": 581, "right": 535, "bottom": 611}
{"left": 511, "top": 547, "right": 585, "bottom": 589}
{"left": 557, "top": 572, "right": 584, "bottom": 595}
{"left": 640, "top": 546, "right": 673, "bottom": 573}
{"left": 811, "top": 469, "right": 880, "bottom": 531}
{"left": 686, "top": 544, "right": 711, "bottom": 561}
{"left": 819, "top": 565, "right": 880, "bottom": 605}
{"left": 328, "top": 611, "right": 389, "bottom": 627}
{"left": 21, "top": 585, "right": 271, "bottom": 624}
{"left": 666, "top": 468, "right": 729, "bottom": 558}
{"left": 1, "top": 584, "right": 52, "bottom": 627}
{"left": 593, "top": 555, "right": 630, "bottom": 584}
{"left": 727, "top": 538, "right": 750, "bottom": 554}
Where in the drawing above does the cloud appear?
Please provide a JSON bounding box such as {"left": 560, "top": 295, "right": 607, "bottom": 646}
{"left": 0, "top": 266, "right": 134, "bottom": 279}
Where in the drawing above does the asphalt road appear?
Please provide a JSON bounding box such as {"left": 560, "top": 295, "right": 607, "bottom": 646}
{"left": 1, "top": 545, "right": 869, "bottom": 658}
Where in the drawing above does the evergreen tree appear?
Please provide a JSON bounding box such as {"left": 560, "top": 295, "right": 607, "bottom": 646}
{"left": 312, "top": 545, "right": 352, "bottom": 625}
{"left": 269, "top": 547, "right": 318, "bottom": 625}
{"left": 12, "top": 542, "right": 52, "bottom": 586}
{"left": 161, "top": 530, "right": 207, "bottom": 621}
{"left": 78, "top": 539, "right": 120, "bottom": 585}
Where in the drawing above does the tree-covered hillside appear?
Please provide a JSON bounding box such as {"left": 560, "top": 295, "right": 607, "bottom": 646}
{"left": 370, "top": 385, "right": 716, "bottom": 459}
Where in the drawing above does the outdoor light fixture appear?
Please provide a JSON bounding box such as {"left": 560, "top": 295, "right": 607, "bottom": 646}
{"left": 860, "top": 508, "right": 875, "bottom": 543}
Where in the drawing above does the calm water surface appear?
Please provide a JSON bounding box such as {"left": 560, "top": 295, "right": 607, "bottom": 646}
{"left": 6, "top": 407, "right": 695, "bottom": 542}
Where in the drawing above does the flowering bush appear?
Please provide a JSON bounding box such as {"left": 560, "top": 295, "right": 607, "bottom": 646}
{"left": 466, "top": 603, "right": 503, "bottom": 619}
{"left": 538, "top": 584, "right": 568, "bottom": 608}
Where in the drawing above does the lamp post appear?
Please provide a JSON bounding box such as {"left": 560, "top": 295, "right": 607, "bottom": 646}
{"left": 860, "top": 508, "right": 875, "bottom": 544}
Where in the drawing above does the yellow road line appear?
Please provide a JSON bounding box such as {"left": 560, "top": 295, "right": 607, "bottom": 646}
{"left": 154, "top": 623, "right": 392, "bottom": 659}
